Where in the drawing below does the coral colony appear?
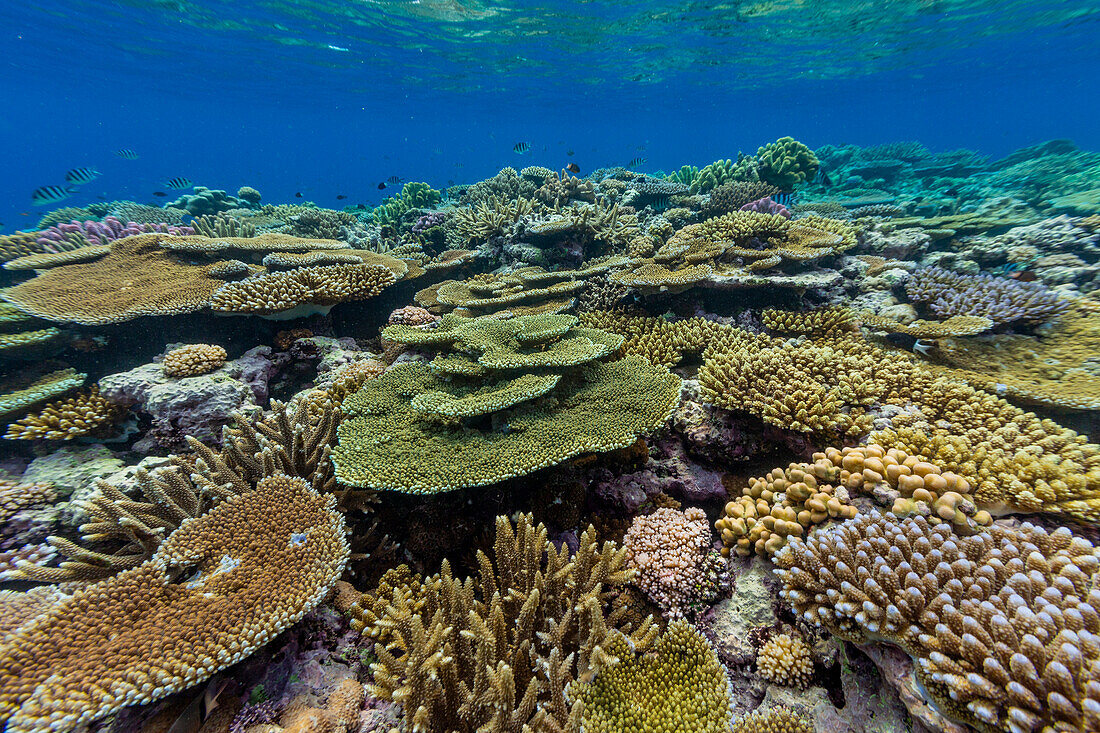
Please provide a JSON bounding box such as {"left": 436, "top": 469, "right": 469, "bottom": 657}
{"left": 1, "top": 137, "right": 1100, "bottom": 733}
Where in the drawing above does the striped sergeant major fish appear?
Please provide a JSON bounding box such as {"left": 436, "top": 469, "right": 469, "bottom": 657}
{"left": 31, "top": 185, "right": 76, "bottom": 206}
{"left": 164, "top": 177, "right": 194, "bottom": 190}
{"left": 115, "top": 148, "right": 139, "bottom": 159}
{"left": 772, "top": 192, "right": 797, "bottom": 207}
{"left": 513, "top": 141, "right": 531, "bottom": 155}
{"left": 65, "top": 167, "right": 101, "bottom": 185}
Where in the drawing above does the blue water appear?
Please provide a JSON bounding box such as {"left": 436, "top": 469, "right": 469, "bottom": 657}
{"left": 1, "top": 0, "right": 1099, "bottom": 230}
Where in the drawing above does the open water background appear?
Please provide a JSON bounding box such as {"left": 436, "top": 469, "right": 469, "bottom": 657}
{"left": 1, "top": 0, "right": 1098, "bottom": 229}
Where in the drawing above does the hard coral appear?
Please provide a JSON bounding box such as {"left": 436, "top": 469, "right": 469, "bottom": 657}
{"left": 0, "top": 474, "right": 349, "bottom": 733}
{"left": 906, "top": 265, "right": 1070, "bottom": 326}
{"left": 756, "top": 634, "right": 814, "bottom": 688}
{"left": 566, "top": 620, "right": 734, "bottom": 733}
{"left": 162, "top": 343, "right": 228, "bottom": 377}
{"left": 357, "top": 513, "right": 657, "bottom": 732}
{"left": 776, "top": 511, "right": 1100, "bottom": 733}
{"left": 3, "top": 387, "right": 124, "bottom": 441}
{"left": 623, "top": 507, "right": 724, "bottom": 618}
{"left": 333, "top": 313, "right": 681, "bottom": 494}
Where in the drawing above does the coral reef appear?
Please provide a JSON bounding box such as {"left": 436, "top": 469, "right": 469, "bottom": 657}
{"left": 756, "top": 634, "right": 814, "bottom": 688}
{"left": 906, "top": 265, "right": 1071, "bottom": 326}
{"left": 162, "top": 343, "right": 228, "bottom": 377}
{"left": 3, "top": 387, "right": 124, "bottom": 441}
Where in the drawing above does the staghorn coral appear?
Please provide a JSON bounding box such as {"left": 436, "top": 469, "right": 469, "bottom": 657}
{"left": 756, "top": 634, "right": 814, "bottom": 688}
{"left": 577, "top": 311, "right": 720, "bottom": 368}
{"left": 333, "top": 313, "right": 681, "bottom": 494}
{"left": 209, "top": 263, "right": 397, "bottom": 316}
{"left": 565, "top": 620, "right": 734, "bottom": 733}
{"left": 775, "top": 511, "right": 1100, "bottom": 733}
{"left": 3, "top": 387, "right": 124, "bottom": 441}
{"left": 715, "top": 457, "right": 857, "bottom": 558}
{"left": 190, "top": 212, "right": 257, "bottom": 238}
{"left": 357, "top": 513, "right": 658, "bottom": 733}
{"left": 0, "top": 474, "right": 349, "bottom": 733}
{"left": 534, "top": 170, "right": 597, "bottom": 207}
{"left": 906, "top": 266, "right": 1071, "bottom": 326}
{"left": 523, "top": 201, "right": 639, "bottom": 258}
{"left": 623, "top": 507, "right": 725, "bottom": 618}
{"left": 162, "top": 343, "right": 228, "bottom": 377}
{"left": 453, "top": 195, "right": 535, "bottom": 244}
{"left": 35, "top": 216, "right": 194, "bottom": 251}
{"left": 730, "top": 708, "right": 813, "bottom": 733}
{"left": 460, "top": 166, "right": 537, "bottom": 205}
{"left": 761, "top": 307, "right": 857, "bottom": 336}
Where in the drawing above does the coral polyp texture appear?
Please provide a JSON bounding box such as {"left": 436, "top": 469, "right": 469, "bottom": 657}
{"left": 566, "top": 620, "right": 734, "bottom": 733}
{"left": 905, "top": 265, "right": 1071, "bottom": 326}
{"left": 0, "top": 474, "right": 349, "bottom": 733}
{"left": 775, "top": 511, "right": 1100, "bottom": 733}
{"left": 161, "top": 343, "right": 228, "bottom": 377}
{"left": 623, "top": 507, "right": 725, "bottom": 618}
{"left": 332, "top": 313, "right": 681, "bottom": 493}
{"left": 756, "top": 634, "right": 815, "bottom": 688}
{"left": 3, "top": 387, "right": 124, "bottom": 441}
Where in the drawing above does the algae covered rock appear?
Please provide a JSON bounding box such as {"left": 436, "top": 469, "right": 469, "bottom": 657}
{"left": 332, "top": 313, "right": 681, "bottom": 493}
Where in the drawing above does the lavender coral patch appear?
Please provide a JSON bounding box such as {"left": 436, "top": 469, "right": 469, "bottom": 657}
{"left": 905, "top": 265, "right": 1070, "bottom": 326}
{"left": 36, "top": 216, "right": 194, "bottom": 251}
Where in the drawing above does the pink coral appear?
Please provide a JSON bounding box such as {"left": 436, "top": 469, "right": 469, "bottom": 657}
{"left": 387, "top": 305, "right": 439, "bottom": 327}
{"left": 739, "top": 196, "right": 791, "bottom": 219}
{"left": 36, "top": 217, "right": 194, "bottom": 252}
{"left": 623, "top": 506, "right": 725, "bottom": 618}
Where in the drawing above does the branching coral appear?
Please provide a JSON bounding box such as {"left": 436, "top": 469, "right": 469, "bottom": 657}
{"left": 452, "top": 195, "right": 535, "bottom": 244}
{"left": 0, "top": 364, "right": 85, "bottom": 421}
{"left": 0, "top": 474, "right": 348, "bottom": 733}
{"left": 775, "top": 511, "right": 1100, "bottom": 733}
{"left": 730, "top": 708, "right": 813, "bottom": 733}
{"left": 333, "top": 314, "right": 681, "bottom": 493}
{"left": 906, "top": 266, "right": 1071, "bottom": 326}
{"left": 3, "top": 387, "right": 124, "bottom": 441}
{"left": 733, "top": 138, "right": 820, "bottom": 191}
{"left": 565, "top": 620, "right": 733, "bottom": 733}
{"left": 577, "top": 311, "right": 720, "bottom": 368}
{"left": 623, "top": 507, "right": 725, "bottom": 618}
{"left": 162, "top": 344, "right": 227, "bottom": 377}
{"left": 356, "top": 513, "right": 658, "bottom": 732}
{"left": 756, "top": 634, "right": 814, "bottom": 688}
{"left": 859, "top": 312, "right": 994, "bottom": 338}
{"left": 761, "top": 307, "right": 857, "bottom": 336}
{"left": 209, "top": 263, "right": 397, "bottom": 316}
{"left": 0, "top": 481, "right": 56, "bottom": 523}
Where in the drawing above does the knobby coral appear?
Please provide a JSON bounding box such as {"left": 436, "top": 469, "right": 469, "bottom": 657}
{"left": 162, "top": 344, "right": 228, "bottom": 377}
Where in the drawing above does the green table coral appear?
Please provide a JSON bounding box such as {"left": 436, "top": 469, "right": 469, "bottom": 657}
{"left": 332, "top": 313, "right": 681, "bottom": 493}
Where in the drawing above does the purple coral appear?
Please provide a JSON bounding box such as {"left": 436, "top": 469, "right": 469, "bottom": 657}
{"left": 906, "top": 265, "right": 1070, "bottom": 326}
{"left": 739, "top": 196, "right": 791, "bottom": 219}
{"left": 411, "top": 212, "right": 446, "bottom": 236}
{"left": 36, "top": 216, "right": 195, "bottom": 252}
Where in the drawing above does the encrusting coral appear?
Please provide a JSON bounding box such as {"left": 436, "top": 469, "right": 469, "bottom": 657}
{"left": 332, "top": 313, "right": 681, "bottom": 494}
{"left": 0, "top": 473, "right": 349, "bottom": 733}
{"left": 622, "top": 507, "right": 726, "bottom": 618}
{"left": 3, "top": 387, "right": 124, "bottom": 441}
{"left": 162, "top": 343, "right": 228, "bottom": 377}
{"left": 565, "top": 620, "right": 734, "bottom": 733}
{"left": 756, "top": 634, "right": 814, "bottom": 688}
{"left": 355, "top": 513, "right": 658, "bottom": 733}
{"left": 775, "top": 511, "right": 1100, "bottom": 733}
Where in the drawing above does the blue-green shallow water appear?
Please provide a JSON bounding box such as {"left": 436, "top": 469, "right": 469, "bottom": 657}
{"left": 0, "top": 0, "right": 1098, "bottom": 227}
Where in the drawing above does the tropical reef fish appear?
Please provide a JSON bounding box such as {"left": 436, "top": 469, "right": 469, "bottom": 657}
{"left": 295, "top": 192, "right": 303, "bottom": 197}
{"left": 628, "top": 156, "right": 647, "bottom": 168}
{"left": 377, "top": 175, "right": 402, "bottom": 190}
{"left": 115, "top": 148, "right": 139, "bottom": 159}
{"left": 567, "top": 149, "right": 575, "bottom": 156}
{"left": 164, "top": 177, "right": 193, "bottom": 190}
{"left": 885, "top": 332, "right": 937, "bottom": 356}
{"left": 336, "top": 194, "right": 347, "bottom": 200}
{"left": 31, "top": 185, "right": 75, "bottom": 206}
{"left": 153, "top": 191, "right": 168, "bottom": 197}
{"left": 566, "top": 163, "right": 580, "bottom": 174}
{"left": 65, "top": 167, "right": 101, "bottom": 185}
{"left": 513, "top": 142, "right": 531, "bottom": 155}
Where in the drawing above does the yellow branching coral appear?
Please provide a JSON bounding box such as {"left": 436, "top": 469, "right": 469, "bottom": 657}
{"left": 162, "top": 343, "right": 227, "bottom": 377}
{"left": 358, "top": 513, "right": 658, "bottom": 733}
{"left": 776, "top": 511, "right": 1100, "bottom": 733}
{"left": 731, "top": 708, "right": 813, "bottom": 733}
{"left": 756, "top": 634, "right": 814, "bottom": 688}
{"left": 566, "top": 620, "right": 733, "bottom": 733}
{"left": 333, "top": 314, "right": 680, "bottom": 494}
{"left": 715, "top": 457, "right": 857, "bottom": 558}
{"left": 453, "top": 195, "right": 535, "bottom": 243}
{"left": 0, "top": 231, "right": 44, "bottom": 264}
{"left": 859, "top": 312, "right": 994, "bottom": 338}
{"left": 698, "top": 333, "right": 911, "bottom": 437}
{"left": 3, "top": 387, "right": 124, "bottom": 441}
{"left": 0, "top": 474, "right": 349, "bottom": 733}
{"left": 761, "top": 307, "right": 857, "bottom": 336}
{"left": 577, "top": 311, "right": 724, "bottom": 368}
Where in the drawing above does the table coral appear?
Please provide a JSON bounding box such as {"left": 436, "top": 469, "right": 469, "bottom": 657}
{"left": 0, "top": 473, "right": 348, "bottom": 733}
{"left": 209, "top": 263, "right": 397, "bottom": 316}
{"left": 355, "top": 513, "right": 658, "bottom": 732}
{"left": 566, "top": 620, "right": 734, "bottom": 733}
{"left": 775, "top": 511, "right": 1100, "bottom": 733}
{"left": 332, "top": 313, "right": 681, "bottom": 494}
{"left": 623, "top": 507, "right": 725, "bottom": 618}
